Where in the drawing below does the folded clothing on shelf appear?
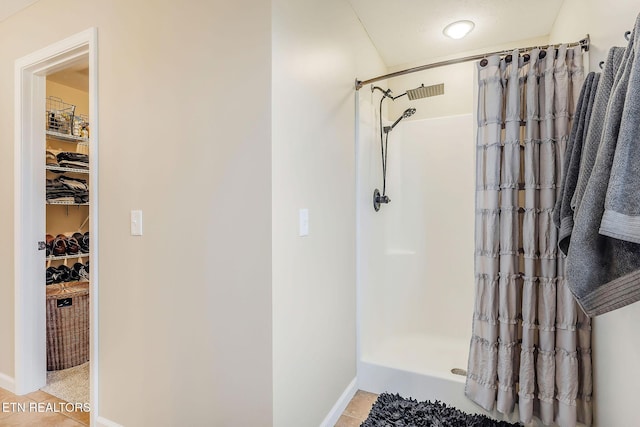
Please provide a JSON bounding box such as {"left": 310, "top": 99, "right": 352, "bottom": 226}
{"left": 46, "top": 175, "right": 89, "bottom": 203}
{"left": 57, "top": 152, "right": 89, "bottom": 170}
{"left": 46, "top": 178, "right": 75, "bottom": 203}
{"left": 46, "top": 150, "right": 59, "bottom": 166}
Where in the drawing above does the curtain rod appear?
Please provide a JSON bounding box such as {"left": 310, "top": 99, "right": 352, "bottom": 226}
{"left": 355, "top": 35, "right": 590, "bottom": 90}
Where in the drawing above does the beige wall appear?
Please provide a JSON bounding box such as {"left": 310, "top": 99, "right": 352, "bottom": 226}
{"left": 46, "top": 80, "right": 89, "bottom": 117}
{"left": 271, "top": 0, "right": 386, "bottom": 425}
{"left": 0, "top": 0, "right": 272, "bottom": 425}
{"left": 550, "top": 0, "right": 635, "bottom": 70}
{"left": 551, "top": 3, "right": 640, "bottom": 426}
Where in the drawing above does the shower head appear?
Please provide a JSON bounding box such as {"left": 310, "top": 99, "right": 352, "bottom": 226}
{"left": 406, "top": 83, "right": 445, "bottom": 100}
{"left": 403, "top": 108, "right": 416, "bottom": 118}
{"left": 384, "top": 108, "right": 417, "bottom": 133}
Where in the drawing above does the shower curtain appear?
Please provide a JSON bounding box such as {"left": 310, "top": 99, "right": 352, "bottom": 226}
{"left": 466, "top": 46, "right": 592, "bottom": 427}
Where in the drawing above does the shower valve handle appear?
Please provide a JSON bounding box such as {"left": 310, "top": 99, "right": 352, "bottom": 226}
{"left": 373, "top": 188, "right": 390, "bottom": 212}
{"left": 377, "top": 194, "right": 390, "bottom": 204}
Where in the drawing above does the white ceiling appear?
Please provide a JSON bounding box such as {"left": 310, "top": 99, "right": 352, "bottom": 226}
{"left": 347, "top": 0, "right": 566, "bottom": 67}
{"left": 0, "top": 0, "right": 39, "bottom": 23}
{"left": 2, "top": 0, "right": 565, "bottom": 72}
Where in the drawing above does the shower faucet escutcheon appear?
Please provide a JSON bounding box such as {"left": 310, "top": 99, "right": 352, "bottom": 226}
{"left": 373, "top": 189, "right": 389, "bottom": 212}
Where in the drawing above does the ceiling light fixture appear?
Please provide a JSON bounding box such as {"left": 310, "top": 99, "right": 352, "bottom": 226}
{"left": 443, "top": 20, "right": 475, "bottom": 40}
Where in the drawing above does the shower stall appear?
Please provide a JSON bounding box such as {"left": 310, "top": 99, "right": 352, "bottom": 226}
{"left": 354, "top": 33, "right": 592, "bottom": 424}
{"left": 356, "top": 83, "right": 478, "bottom": 412}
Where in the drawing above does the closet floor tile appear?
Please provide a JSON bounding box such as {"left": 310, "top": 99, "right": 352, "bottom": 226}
{"left": 3, "top": 385, "right": 382, "bottom": 426}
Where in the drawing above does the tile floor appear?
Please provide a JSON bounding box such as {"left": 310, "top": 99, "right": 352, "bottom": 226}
{"left": 0, "top": 387, "right": 89, "bottom": 426}
{"left": 334, "top": 390, "right": 378, "bottom": 427}
{"left": 2, "top": 385, "right": 370, "bottom": 426}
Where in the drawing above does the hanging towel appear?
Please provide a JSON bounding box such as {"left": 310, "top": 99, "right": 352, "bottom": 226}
{"left": 601, "top": 30, "right": 640, "bottom": 243}
{"left": 571, "top": 47, "right": 626, "bottom": 213}
{"left": 553, "top": 72, "right": 599, "bottom": 255}
{"left": 567, "top": 15, "right": 640, "bottom": 316}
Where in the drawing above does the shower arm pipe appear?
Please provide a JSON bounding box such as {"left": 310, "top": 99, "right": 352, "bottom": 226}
{"left": 371, "top": 85, "right": 408, "bottom": 100}
{"left": 355, "top": 35, "right": 590, "bottom": 90}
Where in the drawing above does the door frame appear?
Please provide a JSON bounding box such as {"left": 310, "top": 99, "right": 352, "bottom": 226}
{"left": 14, "top": 28, "right": 98, "bottom": 420}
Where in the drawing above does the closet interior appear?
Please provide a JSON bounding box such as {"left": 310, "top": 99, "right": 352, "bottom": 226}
{"left": 42, "top": 59, "right": 90, "bottom": 405}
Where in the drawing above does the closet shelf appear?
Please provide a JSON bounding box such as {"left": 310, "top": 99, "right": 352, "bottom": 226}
{"left": 46, "top": 130, "right": 89, "bottom": 145}
{"left": 48, "top": 280, "right": 90, "bottom": 288}
{"left": 47, "top": 253, "right": 90, "bottom": 261}
{"left": 46, "top": 165, "right": 89, "bottom": 174}
{"left": 47, "top": 201, "right": 89, "bottom": 206}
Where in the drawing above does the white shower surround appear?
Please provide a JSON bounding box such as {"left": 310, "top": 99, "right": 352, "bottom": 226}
{"left": 356, "top": 107, "right": 476, "bottom": 410}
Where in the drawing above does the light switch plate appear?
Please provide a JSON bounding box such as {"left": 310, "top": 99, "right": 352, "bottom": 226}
{"left": 299, "top": 208, "right": 309, "bottom": 236}
{"left": 131, "top": 210, "right": 143, "bottom": 236}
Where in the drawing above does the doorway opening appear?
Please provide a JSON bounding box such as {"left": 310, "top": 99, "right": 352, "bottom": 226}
{"left": 14, "top": 28, "right": 98, "bottom": 423}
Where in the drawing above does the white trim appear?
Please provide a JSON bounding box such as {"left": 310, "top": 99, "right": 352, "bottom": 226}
{"left": 14, "top": 26, "right": 99, "bottom": 424}
{"left": 0, "top": 372, "right": 15, "bottom": 393}
{"left": 319, "top": 377, "right": 358, "bottom": 427}
{"left": 95, "top": 416, "right": 124, "bottom": 427}
{"left": 87, "top": 27, "right": 100, "bottom": 427}
{"left": 14, "top": 40, "right": 50, "bottom": 398}
{"left": 354, "top": 90, "right": 362, "bottom": 367}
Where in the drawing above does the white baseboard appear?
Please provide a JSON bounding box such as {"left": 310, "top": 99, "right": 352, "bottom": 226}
{"left": 95, "top": 416, "right": 124, "bottom": 427}
{"left": 320, "top": 377, "right": 358, "bottom": 427}
{"left": 0, "top": 372, "right": 15, "bottom": 393}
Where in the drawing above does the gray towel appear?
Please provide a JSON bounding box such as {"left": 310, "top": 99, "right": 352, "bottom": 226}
{"left": 553, "top": 72, "right": 599, "bottom": 255}
{"left": 602, "top": 31, "right": 640, "bottom": 243}
{"left": 571, "top": 47, "right": 626, "bottom": 213}
{"left": 567, "top": 16, "right": 640, "bottom": 316}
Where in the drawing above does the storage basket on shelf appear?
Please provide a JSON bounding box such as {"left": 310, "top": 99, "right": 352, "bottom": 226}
{"left": 46, "top": 281, "right": 89, "bottom": 371}
{"left": 46, "top": 96, "right": 89, "bottom": 138}
{"left": 46, "top": 96, "right": 75, "bottom": 135}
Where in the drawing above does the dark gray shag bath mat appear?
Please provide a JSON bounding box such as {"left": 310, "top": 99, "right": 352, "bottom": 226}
{"left": 361, "top": 393, "right": 521, "bottom": 427}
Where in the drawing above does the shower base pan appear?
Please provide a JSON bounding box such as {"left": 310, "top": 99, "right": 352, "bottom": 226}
{"left": 358, "top": 334, "right": 483, "bottom": 415}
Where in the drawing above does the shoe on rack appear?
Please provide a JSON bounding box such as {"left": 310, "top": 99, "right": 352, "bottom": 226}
{"left": 46, "top": 266, "right": 58, "bottom": 285}
{"left": 46, "top": 234, "right": 54, "bottom": 257}
{"left": 66, "top": 235, "right": 80, "bottom": 255}
{"left": 77, "top": 262, "right": 89, "bottom": 281}
{"left": 56, "top": 265, "right": 71, "bottom": 283}
{"left": 81, "top": 231, "right": 90, "bottom": 253}
{"left": 72, "top": 232, "right": 84, "bottom": 252}
{"left": 52, "top": 234, "right": 68, "bottom": 256}
{"left": 70, "top": 263, "right": 82, "bottom": 281}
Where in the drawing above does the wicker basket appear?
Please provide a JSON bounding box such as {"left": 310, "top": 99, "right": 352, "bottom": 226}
{"left": 46, "top": 282, "right": 89, "bottom": 371}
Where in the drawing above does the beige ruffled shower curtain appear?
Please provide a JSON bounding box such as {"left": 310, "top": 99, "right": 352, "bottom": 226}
{"left": 466, "top": 46, "right": 592, "bottom": 427}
